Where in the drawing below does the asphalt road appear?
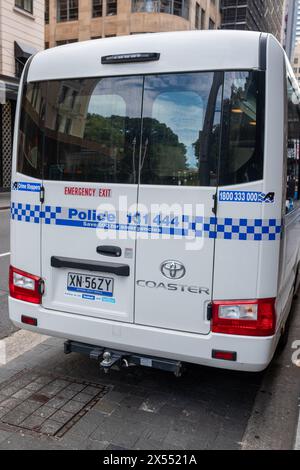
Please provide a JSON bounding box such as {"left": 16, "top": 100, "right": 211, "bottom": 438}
{"left": 0, "top": 209, "right": 16, "bottom": 339}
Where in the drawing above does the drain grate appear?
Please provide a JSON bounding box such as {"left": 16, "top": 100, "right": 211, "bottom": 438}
{"left": 0, "top": 370, "right": 108, "bottom": 437}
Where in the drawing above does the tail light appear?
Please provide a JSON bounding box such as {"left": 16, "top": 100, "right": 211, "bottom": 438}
{"left": 9, "top": 266, "right": 42, "bottom": 304}
{"left": 212, "top": 299, "right": 276, "bottom": 337}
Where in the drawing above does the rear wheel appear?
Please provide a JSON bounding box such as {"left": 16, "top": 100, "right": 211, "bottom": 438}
{"left": 278, "top": 264, "right": 299, "bottom": 350}
{"left": 294, "top": 263, "right": 300, "bottom": 298}
{"left": 278, "top": 317, "right": 291, "bottom": 350}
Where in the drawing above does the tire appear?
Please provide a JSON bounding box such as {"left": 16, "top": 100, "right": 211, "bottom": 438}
{"left": 278, "top": 316, "right": 291, "bottom": 350}
{"left": 294, "top": 262, "right": 300, "bottom": 298}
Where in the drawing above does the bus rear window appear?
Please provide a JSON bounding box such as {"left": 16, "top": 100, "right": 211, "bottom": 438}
{"left": 17, "top": 71, "right": 264, "bottom": 186}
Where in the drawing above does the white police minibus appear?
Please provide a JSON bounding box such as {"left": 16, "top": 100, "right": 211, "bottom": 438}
{"left": 9, "top": 31, "right": 300, "bottom": 373}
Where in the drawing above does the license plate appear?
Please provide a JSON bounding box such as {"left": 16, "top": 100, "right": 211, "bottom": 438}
{"left": 67, "top": 272, "right": 114, "bottom": 297}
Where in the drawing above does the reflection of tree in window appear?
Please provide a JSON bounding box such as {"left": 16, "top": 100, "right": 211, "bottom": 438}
{"left": 42, "top": 77, "right": 143, "bottom": 183}
{"left": 141, "top": 73, "right": 221, "bottom": 187}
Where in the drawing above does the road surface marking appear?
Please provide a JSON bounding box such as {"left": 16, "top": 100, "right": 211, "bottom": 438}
{"left": 0, "top": 252, "right": 10, "bottom": 258}
{"left": 0, "top": 330, "right": 48, "bottom": 365}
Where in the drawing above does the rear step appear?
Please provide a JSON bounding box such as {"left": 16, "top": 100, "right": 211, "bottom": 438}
{"left": 64, "top": 340, "right": 183, "bottom": 377}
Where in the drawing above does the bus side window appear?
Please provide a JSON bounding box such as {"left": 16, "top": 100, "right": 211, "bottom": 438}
{"left": 219, "top": 71, "right": 264, "bottom": 186}
{"left": 286, "top": 79, "right": 300, "bottom": 214}
{"left": 17, "top": 82, "right": 46, "bottom": 178}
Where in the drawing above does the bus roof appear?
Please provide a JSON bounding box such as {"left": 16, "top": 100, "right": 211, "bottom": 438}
{"left": 27, "top": 30, "right": 273, "bottom": 82}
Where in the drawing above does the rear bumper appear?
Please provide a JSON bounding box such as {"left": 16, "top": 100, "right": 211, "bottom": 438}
{"left": 9, "top": 297, "right": 279, "bottom": 372}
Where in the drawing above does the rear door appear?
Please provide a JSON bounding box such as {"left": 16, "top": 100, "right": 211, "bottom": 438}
{"left": 41, "top": 76, "right": 143, "bottom": 323}
{"left": 134, "top": 72, "right": 223, "bottom": 334}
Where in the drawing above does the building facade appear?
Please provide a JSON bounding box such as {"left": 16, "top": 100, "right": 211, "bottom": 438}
{"left": 0, "top": 0, "right": 44, "bottom": 191}
{"left": 45, "top": 0, "right": 221, "bottom": 48}
{"left": 221, "top": 0, "right": 284, "bottom": 41}
{"left": 292, "top": 40, "right": 300, "bottom": 84}
{"left": 282, "top": 0, "right": 297, "bottom": 59}
{"left": 294, "top": 0, "right": 300, "bottom": 46}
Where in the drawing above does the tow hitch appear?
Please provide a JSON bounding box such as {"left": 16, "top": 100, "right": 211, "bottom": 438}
{"left": 64, "top": 340, "right": 183, "bottom": 377}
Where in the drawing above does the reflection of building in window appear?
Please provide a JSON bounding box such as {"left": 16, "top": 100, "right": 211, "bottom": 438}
{"left": 220, "top": 71, "right": 263, "bottom": 185}
{"left": 287, "top": 77, "right": 300, "bottom": 211}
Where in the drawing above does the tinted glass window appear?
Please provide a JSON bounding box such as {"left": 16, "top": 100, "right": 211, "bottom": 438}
{"left": 17, "top": 71, "right": 265, "bottom": 187}
{"left": 219, "top": 71, "right": 264, "bottom": 185}
{"left": 286, "top": 78, "right": 300, "bottom": 213}
{"left": 43, "top": 77, "right": 143, "bottom": 183}
{"left": 140, "top": 72, "right": 223, "bottom": 186}
{"left": 17, "top": 82, "right": 46, "bottom": 179}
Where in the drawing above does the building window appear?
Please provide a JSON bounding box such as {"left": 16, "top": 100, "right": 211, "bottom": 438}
{"left": 201, "top": 8, "right": 205, "bottom": 29}
{"left": 209, "top": 18, "right": 215, "bottom": 30}
{"left": 196, "top": 4, "right": 206, "bottom": 30}
{"left": 56, "top": 39, "right": 78, "bottom": 46}
{"left": 107, "top": 0, "right": 117, "bottom": 16}
{"left": 132, "top": 0, "right": 189, "bottom": 20}
{"left": 45, "top": 0, "right": 49, "bottom": 23}
{"left": 57, "top": 0, "right": 78, "bottom": 22}
{"left": 92, "top": 0, "right": 102, "bottom": 18}
{"left": 15, "top": 0, "right": 33, "bottom": 14}
{"left": 195, "top": 3, "right": 200, "bottom": 29}
{"left": 45, "top": 42, "right": 49, "bottom": 49}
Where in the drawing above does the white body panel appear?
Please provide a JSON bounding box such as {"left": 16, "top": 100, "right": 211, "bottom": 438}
{"left": 27, "top": 31, "right": 260, "bottom": 82}
{"left": 41, "top": 182, "right": 138, "bottom": 323}
{"left": 9, "top": 31, "right": 300, "bottom": 372}
{"left": 9, "top": 298, "right": 277, "bottom": 372}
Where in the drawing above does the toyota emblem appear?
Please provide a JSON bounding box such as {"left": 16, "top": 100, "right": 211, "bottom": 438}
{"left": 160, "top": 260, "right": 186, "bottom": 280}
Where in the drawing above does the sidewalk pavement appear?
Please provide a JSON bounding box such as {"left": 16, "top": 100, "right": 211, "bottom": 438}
{"left": 0, "top": 193, "right": 10, "bottom": 211}
{"left": 0, "top": 336, "right": 263, "bottom": 451}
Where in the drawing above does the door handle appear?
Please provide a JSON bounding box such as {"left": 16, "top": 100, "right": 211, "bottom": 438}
{"left": 51, "top": 256, "right": 130, "bottom": 277}
{"left": 97, "top": 246, "right": 122, "bottom": 258}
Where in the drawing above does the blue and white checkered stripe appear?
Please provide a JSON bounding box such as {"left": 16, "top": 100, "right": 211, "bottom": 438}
{"left": 11, "top": 203, "right": 62, "bottom": 225}
{"left": 11, "top": 203, "right": 282, "bottom": 241}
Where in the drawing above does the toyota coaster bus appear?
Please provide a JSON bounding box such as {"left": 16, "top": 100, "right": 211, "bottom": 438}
{"left": 9, "top": 31, "right": 300, "bottom": 373}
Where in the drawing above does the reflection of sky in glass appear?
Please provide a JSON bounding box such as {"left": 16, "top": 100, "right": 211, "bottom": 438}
{"left": 88, "top": 94, "right": 126, "bottom": 117}
{"left": 225, "top": 72, "right": 247, "bottom": 98}
{"left": 152, "top": 92, "right": 203, "bottom": 168}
